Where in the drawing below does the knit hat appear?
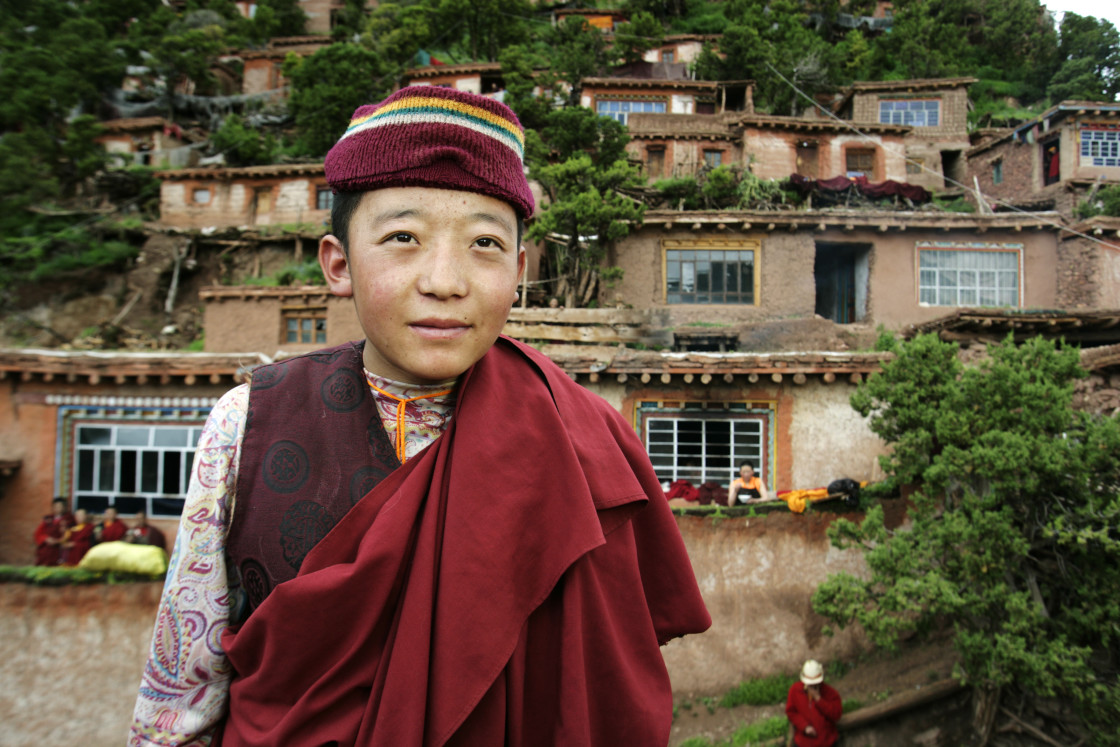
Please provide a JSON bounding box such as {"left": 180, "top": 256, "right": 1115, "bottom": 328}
{"left": 800, "top": 659, "right": 825, "bottom": 686}
{"left": 324, "top": 86, "right": 535, "bottom": 219}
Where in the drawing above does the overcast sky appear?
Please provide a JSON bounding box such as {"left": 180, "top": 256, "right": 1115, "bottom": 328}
{"left": 1043, "top": 1, "right": 1120, "bottom": 32}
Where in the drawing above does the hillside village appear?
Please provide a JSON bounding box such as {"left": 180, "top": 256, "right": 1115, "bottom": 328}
{"left": 3, "top": 0, "right": 1120, "bottom": 535}
{"left": 2, "top": 1, "right": 1120, "bottom": 743}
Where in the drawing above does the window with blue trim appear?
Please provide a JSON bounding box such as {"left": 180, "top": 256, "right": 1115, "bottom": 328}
{"left": 1080, "top": 128, "right": 1120, "bottom": 167}
{"left": 879, "top": 99, "right": 940, "bottom": 127}
{"left": 596, "top": 99, "right": 666, "bottom": 125}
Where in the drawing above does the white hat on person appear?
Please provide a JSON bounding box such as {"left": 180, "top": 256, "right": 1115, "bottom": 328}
{"left": 800, "top": 659, "right": 825, "bottom": 685}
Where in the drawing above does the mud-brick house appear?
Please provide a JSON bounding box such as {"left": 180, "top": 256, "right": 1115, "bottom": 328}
{"left": 581, "top": 77, "right": 746, "bottom": 124}
{"left": 968, "top": 100, "right": 1120, "bottom": 216}
{"left": 640, "top": 33, "right": 718, "bottom": 66}
{"left": 1057, "top": 216, "right": 1120, "bottom": 308}
{"left": 239, "top": 36, "right": 330, "bottom": 97}
{"left": 834, "top": 77, "right": 977, "bottom": 192}
{"left": 625, "top": 109, "right": 909, "bottom": 183}
{"left": 157, "top": 163, "right": 331, "bottom": 230}
{"left": 401, "top": 62, "right": 506, "bottom": 94}
{"left": 0, "top": 349, "right": 261, "bottom": 565}
{"left": 96, "top": 117, "right": 194, "bottom": 169}
{"left": 605, "top": 209, "right": 1063, "bottom": 331}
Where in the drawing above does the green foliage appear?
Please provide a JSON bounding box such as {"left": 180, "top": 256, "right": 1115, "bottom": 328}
{"left": 726, "top": 716, "right": 789, "bottom": 745}
{"left": 1077, "top": 185, "right": 1120, "bottom": 219}
{"left": 718, "top": 673, "right": 796, "bottom": 708}
{"left": 614, "top": 11, "right": 665, "bottom": 65}
{"left": 284, "top": 44, "right": 391, "bottom": 156}
{"left": 818, "top": 333, "right": 1120, "bottom": 739}
{"left": 211, "top": 114, "right": 278, "bottom": 166}
{"left": 542, "top": 16, "right": 618, "bottom": 106}
{"left": 243, "top": 259, "right": 326, "bottom": 287}
{"left": 653, "top": 176, "right": 702, "bottom": 210}
{"left": 529, "top": 153, "right": 646, "bottom": 307}
{"left": 0, "top": 564, "right": 163, "bottom": 585}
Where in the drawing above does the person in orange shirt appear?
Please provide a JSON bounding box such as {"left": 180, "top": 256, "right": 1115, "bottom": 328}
{"left": 61, "top": 508, "right": 95, "bottom": 566}
{"left": 727, "top": 461, "right": 769, "bottom": 506}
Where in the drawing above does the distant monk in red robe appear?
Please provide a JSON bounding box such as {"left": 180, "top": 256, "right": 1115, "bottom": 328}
{"left": 33, "top": 498, "right": 73, "bottom": 566}
{"left": 61, "top": 508, "right": 95, "bottom": 566}
{"left": 95, "top": 506, "right": 129, "bottom": 543}
{"left": 125, "top": 510, "right": 165, "bottom": 551}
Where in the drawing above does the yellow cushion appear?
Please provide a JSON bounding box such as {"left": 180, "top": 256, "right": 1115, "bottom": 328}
{"left": 78, "top": 541, "right": 168, "bottom": 575}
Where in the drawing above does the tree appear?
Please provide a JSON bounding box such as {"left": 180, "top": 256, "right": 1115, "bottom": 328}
{"left": 814, "top": 334, "right": 1120, "bottom": 743}
{"left": 211, "top": 114, "right": 278, "bottom": 166}
{"left": 614, "top": 11, "right": 665, "bottom": 65}
{"left": 1049, "top": 13, "right": 1120, "bottom": 102}
{"left": 435, "top": 0, "right": 531, "bottom": 62}
{"left": 543, "top": 16, "right": 617, "bottom": 106}
{"left": 284, "top": 44, "right": 391, "bottom": 156}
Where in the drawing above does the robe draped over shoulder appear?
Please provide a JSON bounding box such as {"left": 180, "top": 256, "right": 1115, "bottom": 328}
{"left": 218, "top": 336, "right": 711, "bottom": 746}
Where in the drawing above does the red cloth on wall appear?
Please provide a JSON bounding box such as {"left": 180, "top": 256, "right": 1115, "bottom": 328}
{"left": 217, "top": 337, "right": 711, "bottom": 746}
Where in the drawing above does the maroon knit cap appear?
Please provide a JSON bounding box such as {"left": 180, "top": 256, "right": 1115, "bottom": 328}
{"left": 324, "top": 86, "right": 535, "bottom": 219}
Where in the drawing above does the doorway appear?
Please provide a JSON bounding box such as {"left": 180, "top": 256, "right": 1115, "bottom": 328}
{"left": 814, "top": 242, "right": 870, "bottom": 323}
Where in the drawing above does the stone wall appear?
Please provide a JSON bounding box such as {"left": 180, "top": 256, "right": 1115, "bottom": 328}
{"left": 0, "top": 509, "right": 877, "bottom": 744}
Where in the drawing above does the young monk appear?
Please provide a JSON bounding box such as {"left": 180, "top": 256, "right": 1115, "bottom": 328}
{"left": 130, "top": 86, "right": 710, "bottom": 746}
{"left": 60, "top": 508, "right": 95, "bottom": 566}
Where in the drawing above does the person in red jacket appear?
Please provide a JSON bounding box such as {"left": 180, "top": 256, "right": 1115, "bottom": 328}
{"left": 786, "top": 659, "right": 842, "bottom": 747}
{"left": 61, "top": 508, "right": 95, "bottom": 566}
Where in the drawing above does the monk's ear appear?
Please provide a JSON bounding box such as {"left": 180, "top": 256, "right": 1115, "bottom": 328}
{"left": 320, "top": 235, "right": 352, "bottom": 298}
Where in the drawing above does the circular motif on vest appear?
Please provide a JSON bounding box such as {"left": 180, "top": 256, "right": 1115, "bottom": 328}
{"left": 349, "top": 465, "right": 389, "bottom": 505}
{"left": 250, "top": 363, "right": 287, "bottom": 390}
{"left": 240, "top": 559, "right": 271, "bottom": 612}
{"left": 321, "top": 368, "right": 365, "bottom": 413}
{"left": 279, "top": 500, "right": 334, "bottom": 571}
{"left": 262, "top": 440, "right": 310, "bottom": 494}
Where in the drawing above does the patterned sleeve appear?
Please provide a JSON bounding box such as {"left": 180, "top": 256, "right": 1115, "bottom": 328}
{"left": 129, "top": 384, "right": 249, "bottom": 746}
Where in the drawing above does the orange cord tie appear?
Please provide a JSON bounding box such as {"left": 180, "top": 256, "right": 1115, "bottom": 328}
{"left": 367, "top": 381, "right": 454, "bottom": 463}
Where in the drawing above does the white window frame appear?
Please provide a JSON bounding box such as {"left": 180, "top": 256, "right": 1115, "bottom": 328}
{"left": 637, "top": 400, "right": 774, "bottom": 491}
{"left": 916, "top": 242, "right": 1022, "bottom": 308}
{"left": 1080, "top": 128, "right": 1120, "bottom": 167}
{"left": 596, "top": 98, "right": 667, "bottom": 125}
{"left": 59, "top": 402, "right": 212, "bottom": 517}
{"left": 879, "top": 98, "right": 940, "bottom": 127}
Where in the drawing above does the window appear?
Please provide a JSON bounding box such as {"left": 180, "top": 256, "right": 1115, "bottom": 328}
{"left": 596, "top": 98, "right": 666, "bottom": 125}
{"left": 992, "top": 159, "right": 1003, "bottom": 184}
{"left": 646, "top": 147, "right": 665, "bottom": 179}
{"left": 665, "top": 239, "right": 759, "bottom": 304}
{"left": 661, "top": 50, "right": 675, "bottom": 63}
{"left": 879, "top": 99, "right": 940, "bottom": 127}
{"left": 703, "top": 149, "right": 723, "bottom": 168}
{"left": 917, "top": 243, "right": 1021, "bottom": 307}
{"left": 846, "top": 148, "right": 876, "bottom": 179}
{"left": 317, "top": 186, "right": 334, "bottom": 211}
{"left": 1080, "top": 127, "right": 1120, "bottom": 167}
{"left": 192, "top": 188, "right": 211, "bottom": 204}
{"left": 284, "top": 307, "right": 327, "bottom": 344}
{"left": 65, "top": 405, "right": 210, "bottom": 518}
{"left": 638, "top": 401, "right": 773, "bottom": 489}
{"left": 906, "top": 157, "right": 924, "bottom": 176}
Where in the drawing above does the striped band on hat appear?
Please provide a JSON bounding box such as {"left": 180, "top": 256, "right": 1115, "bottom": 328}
{"left": 324, "top": 86, "right": 535, "bottom": 219}
{"left": 338, "top": 94, "right": 525, "bottom": 161}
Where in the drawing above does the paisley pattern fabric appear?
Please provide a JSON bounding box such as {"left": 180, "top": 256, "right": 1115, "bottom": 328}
{"left": 130, "top": 372, "right": 457, "bottom": 746}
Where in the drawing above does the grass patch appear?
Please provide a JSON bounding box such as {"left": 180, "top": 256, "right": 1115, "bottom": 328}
{"left": 719, "top": 672, "right": 796, "bottom": 708}
{"left": 0, "top": 564, "right": 163, "bottom": 585}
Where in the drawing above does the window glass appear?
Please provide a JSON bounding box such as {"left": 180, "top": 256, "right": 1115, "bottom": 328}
{"left": 666, "top": 245, "right": 757, "bottom": 304}
{"left": 878, "top": 99, "right": 940, "bottom": 127}
{"left": 73, "top": 423, "right": 204, "bottom": 517}
{"left": 1080, "top": 129, "right": 1120, "bottom": 167}
{"left": 917, "top": 246, "right": 1020, "bottom": 308}
{"left": 595, "top": 99, "right": 667, "bottom": 124}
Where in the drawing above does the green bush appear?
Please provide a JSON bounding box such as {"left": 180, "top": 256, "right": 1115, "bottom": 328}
{"left": 719, "top": 673, "right": 796, "bottom": 708}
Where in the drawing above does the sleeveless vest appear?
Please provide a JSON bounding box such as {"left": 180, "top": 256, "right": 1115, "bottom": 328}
{"left": 227, "top": 341, "right": 400, "bottom": 615}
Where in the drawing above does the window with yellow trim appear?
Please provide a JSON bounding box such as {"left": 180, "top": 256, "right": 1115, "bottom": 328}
{"left": 664, "top": 238, "right": 759, "bottom": 305}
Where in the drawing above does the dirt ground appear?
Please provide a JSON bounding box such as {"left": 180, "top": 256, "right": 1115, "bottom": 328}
{"left": 669, "top": 636, "right": 964, "bottom": 746}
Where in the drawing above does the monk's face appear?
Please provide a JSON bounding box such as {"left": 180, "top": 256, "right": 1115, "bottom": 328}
{"left": 320, "top": 187, "right": 525, "bottom": 385}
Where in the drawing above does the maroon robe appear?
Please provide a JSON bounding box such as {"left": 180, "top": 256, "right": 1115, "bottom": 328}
{"left": 62, "top": 522, "right": 95, "bottom": 566}
{"left": 34, "top": 513, "right": 72, "bottom": 566}
{"left": 218, "top": 336, "right": 711, "bottom": 746}
{"left": 98, "top": 520, "right": 128, "bottom": 543}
